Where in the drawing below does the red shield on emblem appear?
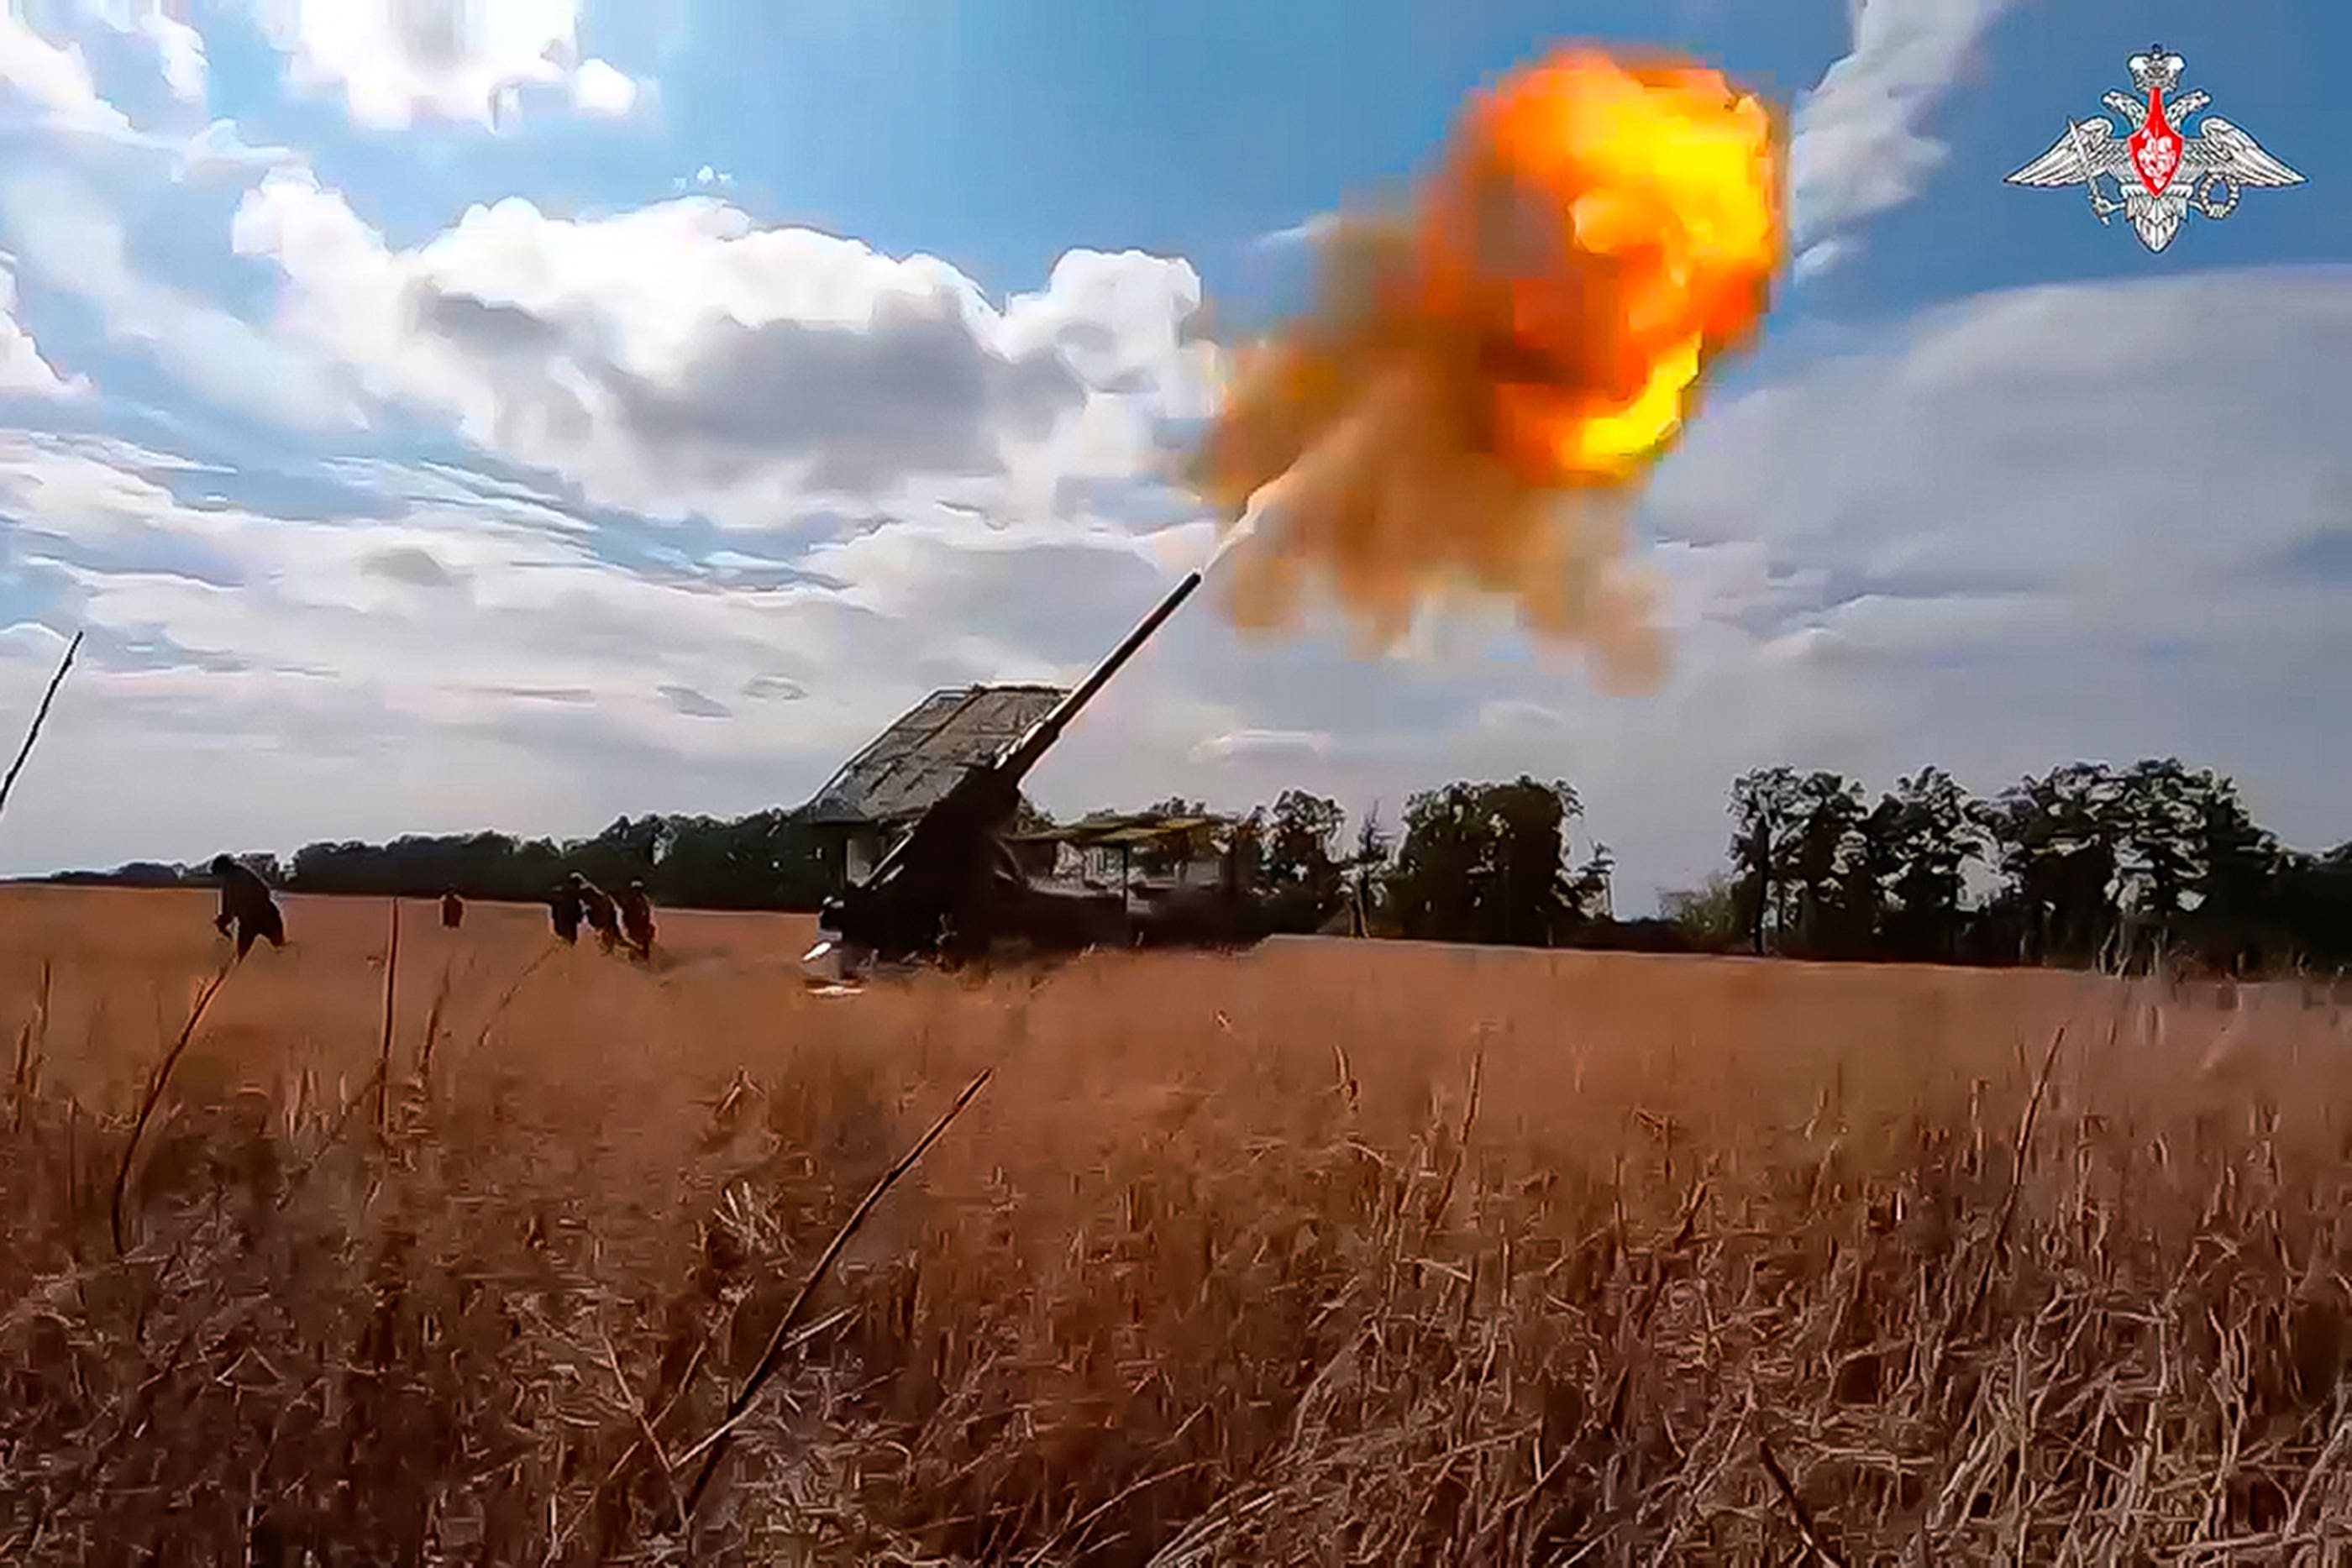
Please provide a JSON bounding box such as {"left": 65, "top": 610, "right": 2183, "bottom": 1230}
{"left": 2127, "top": 87, "right": 2182, "bottom": 196}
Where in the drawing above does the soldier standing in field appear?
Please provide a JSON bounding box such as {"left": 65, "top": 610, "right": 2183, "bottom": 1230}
{"left": 617, "top": 878, "right": 657, "bottom": 962}
{"left": 440, "top": 889, "right": 465, "bottom": 930}
{"left": 549, "top": 873, "right": 585, "bottom": 945}
{"left": 209, "top": 854, "right": 286, "bottom": 960}
{"left": 579, "top": 876, "right": 622, "bottom": 953}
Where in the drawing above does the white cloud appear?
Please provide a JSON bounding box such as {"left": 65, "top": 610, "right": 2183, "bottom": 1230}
{"left": 230, "top": 171, "right": 1221, "bottom": 524}
{"left": 1253, "top": 212, "right": 1337, "bottom": 252}
{"left": 1788, "top": 236, "right": 1851, "bottom": 283}
{"left": 1, "top": 6, "right": 292, "bottom": 181}
{"left": 1788, "top": 0, "right": 2018, "bottom": 277}
{"left": 144, "top": 9, "right": 208, "bottom": 104}
{"left": 569, "top": 56, "right": 638, "bottom": 118}
{"left": 241, "top": 0, "right": 648, "bottom": 130}
{"left": 91, "top": 2, "right": 211, "bottom": 105}
{"left": 0, "top": 620, "right": 75, "bottom": 660}
{"left": 171, "top": 118, "right": 301, "bottom": 181}
{"left": 0, "top": 9, "right": 137, "bottom": 138}
{"left": 1475, "top": 699, "right": 1568, "bottom": 734}
{"left": 0, "top": 168, "right": 360, "bottom": 430}
{"left": 1189, "top": 728, "right": 1334, "bottom": 763}
{"left": 0, "top": 255, "right": 88, "bottom": 398}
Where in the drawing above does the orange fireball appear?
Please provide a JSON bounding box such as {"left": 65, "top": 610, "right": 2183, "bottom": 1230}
{"left": 1430, "top": 51, "right": 1780, "bottom": 477}
{"left": 1189, "top": 45, "right": 1783, "bottom": 677}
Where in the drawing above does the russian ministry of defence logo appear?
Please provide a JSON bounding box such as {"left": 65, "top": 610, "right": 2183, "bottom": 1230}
{"left": 2006, "top": 46, "right": 2303, "bottom": 253}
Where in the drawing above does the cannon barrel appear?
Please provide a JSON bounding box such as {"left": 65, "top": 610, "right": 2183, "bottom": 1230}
{"left": 1001, "top": 566, "right": 1205, "bottom": 785}
{"left": 853, "top": 566, "right": 1205, "bottom": 894}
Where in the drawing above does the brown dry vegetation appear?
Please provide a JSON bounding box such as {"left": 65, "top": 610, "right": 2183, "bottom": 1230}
{"left": 3, "top": 884, "right": 2351, "bottom": 1564}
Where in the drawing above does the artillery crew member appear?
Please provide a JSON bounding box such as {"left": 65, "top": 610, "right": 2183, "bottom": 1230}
{"left": 579, "top": 877, "right": 622, "bottom": 953}
{"left": 440, "top": 889, "right": 464, "bottom": 930}
{"left": 549, "top": 873, "right": 585, "bottom": 945}
{"left": 617, "top": 878, "right": 657, "bottom": 961}
{"left": 209, "top": 854, "right": 286, "bottom": 960}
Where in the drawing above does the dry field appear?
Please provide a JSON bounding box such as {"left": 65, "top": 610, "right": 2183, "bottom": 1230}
{"left": 3, "top": 884, "right": 2351, "bottom": 1564}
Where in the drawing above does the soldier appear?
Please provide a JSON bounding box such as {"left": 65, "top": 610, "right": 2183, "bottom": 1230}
{"left": 440, "top": 889, "right": 464, "bottom": 930}
{"left": 209, "top": 854, "right": 286, "bottom": 960}
{"left": 617, "top": 878, "right": 657, "bottom": 962}
{"left": 549, "top": 873, "right": 585, "bottom": 945}
{"left": 579, "top": 876, "right": 622, "bottom": 954}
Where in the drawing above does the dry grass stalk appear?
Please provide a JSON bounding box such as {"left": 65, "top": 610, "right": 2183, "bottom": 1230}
{"left": 12, "top": 958, "right": 50, "bottom": 1132}
{"left": 4, "top": 889, "right": 2351, "bottom": 1562}
{"left": 682, "top": 1065, "right": 996, "bottom": 1522}
{"left": 1757, "top": 1426, "right": 1850, "bottom": 1568}
{"left": 0, "top": 627, "right": 81, "bottom": 828}
{"left": 470, "top": 941, "right": 558, "bottom": 1055}
{"left": 412, "top": 958, "right": 455, "bottom": 1096}
{"left": 106, "top": 957, "right": 234, "bottom": 1256}
{"left": 371, "top": 898, "right": 400, "bottom": 1141}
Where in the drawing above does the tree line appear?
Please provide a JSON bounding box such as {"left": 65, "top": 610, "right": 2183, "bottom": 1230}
{"left": 47, "top": 811, "right": 838, "bottom": 910}
{"left": 1675, "top": 761, "right": 2351, "bottom": 973}
{"left": 42, "top": 756, "right": 2352, "bottom": 975}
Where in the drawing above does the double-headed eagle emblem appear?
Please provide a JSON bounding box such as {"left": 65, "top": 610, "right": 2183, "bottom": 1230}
{"left": 2006, "top": 46, "right": 2303, "bottom": 253}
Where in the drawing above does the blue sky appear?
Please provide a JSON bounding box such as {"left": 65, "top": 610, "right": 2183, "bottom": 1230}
{"left": 0, "top": 0, "right": 2346, "bottom": 913}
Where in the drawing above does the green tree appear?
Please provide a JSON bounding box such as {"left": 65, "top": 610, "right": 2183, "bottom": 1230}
{"left": 1387, "top": 777, "right": 1585, "bottom": 947}
{"left": 1340, "top": 804, "right": 1394, "bottom": 936}
{"left": 2188, "top": 774, "right": 2281, "bottom": 958}
{"left": 1562, "top": 841, "right": 1615, "bottom": 927}
{"left": 1487, "top": 778, "right": 1583, "bottom": 947}
{"left": 1660, "top": 871, "right": 1745, "bottom": 948}
{"left": 1387, "top": 784, "right": 1484, "bottom": 942}
{"left": 1728, "top": 767, "right": 1803, "bottom": 954}
{"left": 1842, "top": 794, "right": 1900, "bottom": 952}
{"left": 2103, "top": 763, "right": 2278, "bottom": 971}
{"left": 1262, "top": 790, "right": 1345, "bottom": 889}
{"left": 652, "top": 810, "right": 832, "bottom": 908}
{"left": 1985, "top": 763, "right": 2126, "bottom": 965}
{"left": 2114, "top": 759, "right": 2204, "bottom": 943}
{"left": 1256, "top": 789, "right": 1347, "bottom": 932}
{"left": 572, "top": 815, "right": 667, "bottom": 892}
{"left": 1786, "top": 771, "right": 1866, "bottom": 953}
{"left": 2276, "top": 843, "right": 2352, "bottom": 973}
{"left": 1876, "top": 766, "right": 1987, "bottom": 961}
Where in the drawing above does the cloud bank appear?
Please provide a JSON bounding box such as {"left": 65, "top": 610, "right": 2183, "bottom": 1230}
{"left": 0, "top": 3, "right": 2344, "bottom": 921}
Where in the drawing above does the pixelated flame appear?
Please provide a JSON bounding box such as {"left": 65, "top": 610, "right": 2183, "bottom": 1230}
{"left": 1187, "top": 47, "right": 1782, "bottom": 690}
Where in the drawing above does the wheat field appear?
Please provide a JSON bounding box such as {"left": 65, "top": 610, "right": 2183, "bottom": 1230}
{"left": 3, "top": 884, "right": 2350, "bottom": 1564}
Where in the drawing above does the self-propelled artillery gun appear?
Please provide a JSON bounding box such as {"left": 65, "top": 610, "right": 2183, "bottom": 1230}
{"left": 801, "top": 564, "right": 1271, "bottom": 983}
